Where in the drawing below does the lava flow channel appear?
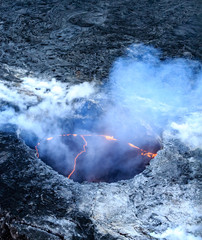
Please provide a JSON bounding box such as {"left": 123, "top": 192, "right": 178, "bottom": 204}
{"left": 35, "top": 134, "right": 157, "bottom": 179}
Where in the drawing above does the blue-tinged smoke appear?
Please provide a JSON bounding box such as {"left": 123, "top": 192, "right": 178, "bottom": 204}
{"left": 98, "top": 44, "right": 202, "bottom": 147}
{"left": 0, "top": 44, "right": 201, "bottom": 181}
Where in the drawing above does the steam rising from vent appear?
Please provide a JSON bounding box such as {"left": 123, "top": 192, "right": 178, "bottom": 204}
{"left": 0, "top": 77, "right": 97, "bottom": 137}
{"left": 0, "top": 44, "right": 201, "bottom": 182}
{"left": 98, "top": 45, "right": 202, "bottom": 147}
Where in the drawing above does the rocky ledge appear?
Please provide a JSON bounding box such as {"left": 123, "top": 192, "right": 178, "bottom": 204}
{"left": 0, "top": 132, "right": 201, "bottom": 239}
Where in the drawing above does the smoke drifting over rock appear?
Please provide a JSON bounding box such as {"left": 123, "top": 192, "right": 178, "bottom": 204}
{"left": 0, "top": 44, "right": 201, "bottom": 181}
{"left": 100, "top": 44, "right": 202, "bottom": 148}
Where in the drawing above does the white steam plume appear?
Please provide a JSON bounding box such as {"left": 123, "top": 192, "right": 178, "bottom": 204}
{"left": 0, "top": 44, "right": 201, "bottom": 178}
{"left": 99, "top": 44, "right": 202, "bottom": 148}
{"left": 0, "top": 71, "right": 97, "bottom": 138}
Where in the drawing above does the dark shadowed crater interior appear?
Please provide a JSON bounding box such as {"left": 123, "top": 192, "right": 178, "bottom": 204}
{"left": 26, "top": 132, "right": 161, "bottom": 183}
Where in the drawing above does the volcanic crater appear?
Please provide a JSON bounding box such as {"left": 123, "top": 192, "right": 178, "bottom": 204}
{"left": 0, "top": 0, "right": 201, "bottom": 239}
{"left": 33, "top": 132, "right": 161, "bottom": 183}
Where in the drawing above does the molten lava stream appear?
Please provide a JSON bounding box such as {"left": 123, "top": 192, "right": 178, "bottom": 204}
{"left": 68, "top": 135, "right": 87, "bottom": 179}
{"left": 35, "top": 133, "right": 157, "bottom": 180}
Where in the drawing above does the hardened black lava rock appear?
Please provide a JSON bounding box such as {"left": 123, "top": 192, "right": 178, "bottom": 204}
{"left": 0, "top": 132, "right": 201, "bottom": 239}
{"left": 0, "top": 0, "right": 201, "bottom": 82}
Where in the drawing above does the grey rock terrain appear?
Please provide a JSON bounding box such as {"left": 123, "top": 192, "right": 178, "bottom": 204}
{"left": 0, "top": 0, "right": 201, "bottom": 83}
{"left": 0, "top": 0, "right": 202, "bottom": 239}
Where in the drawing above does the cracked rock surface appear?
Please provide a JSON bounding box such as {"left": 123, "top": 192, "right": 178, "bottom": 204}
{"left": 0, "top": 0, "right": 201, "bottom": 82}
{"left": 0, "top": 132, "right": 201, "bottom": 239}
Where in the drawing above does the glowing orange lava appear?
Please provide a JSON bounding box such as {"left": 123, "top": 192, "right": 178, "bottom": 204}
{"left": 35, "top": 134, "right": 157, "bottom": 179}
{"left": 102, "top": 135, "right": 117, "bottom": 141}
{"left": 46, "top": 137, "right": 53, "bottom": 141}
{"left": 128, "top": 143, "right": 157, "bottom": 158}
{"left": 68, "top": 135, "right": 87, "bottom": 179}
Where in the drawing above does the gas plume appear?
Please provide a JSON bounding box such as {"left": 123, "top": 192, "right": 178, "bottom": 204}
{"left": 99, "top": 44, "right": 202, "bottom": 149}
{"left": 0, "top": 44, "right": 201, "bottom": 181}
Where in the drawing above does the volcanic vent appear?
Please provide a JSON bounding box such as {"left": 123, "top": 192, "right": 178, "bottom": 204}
{"left": 35, "top": 132, "right": 160, "bottom": 183}
{"left": 2, "top": 44, "right": 200, "bottom": 183}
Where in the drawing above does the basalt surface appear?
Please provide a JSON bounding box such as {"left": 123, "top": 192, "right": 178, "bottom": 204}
{"left": 0, "top": 0, "right": 201, "bottom": 83}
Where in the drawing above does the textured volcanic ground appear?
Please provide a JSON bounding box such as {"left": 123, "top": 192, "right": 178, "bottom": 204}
{"left": 0, "top": 0, "right": 202, "bottom": 239}
{"left": 0, "top": 0, "right": 201, "bottom": 82}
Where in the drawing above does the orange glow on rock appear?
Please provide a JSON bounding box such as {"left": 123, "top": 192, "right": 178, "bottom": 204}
{"left": 128, "top": 142, "right": 157, "bottom": 158}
